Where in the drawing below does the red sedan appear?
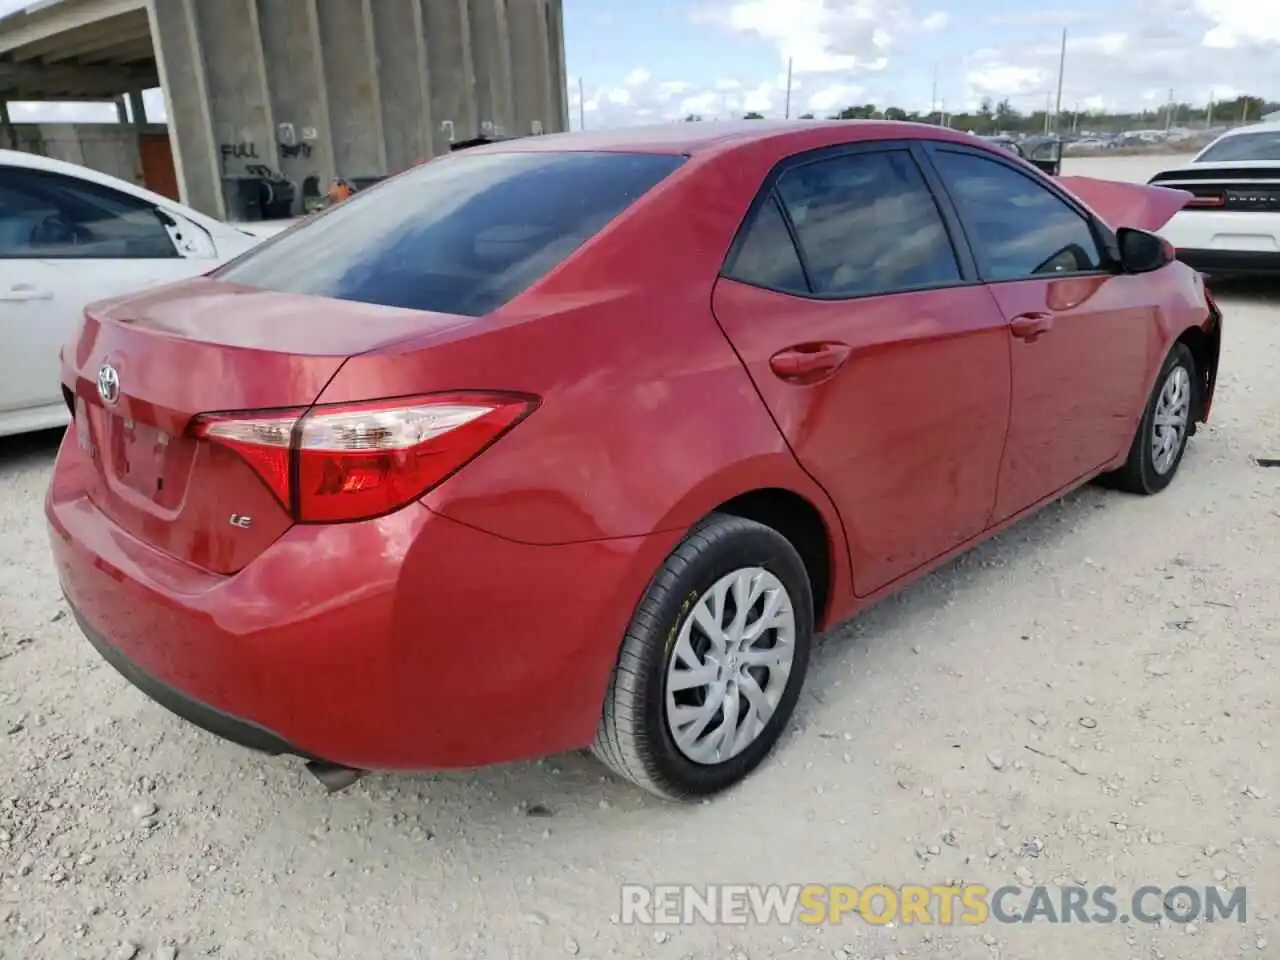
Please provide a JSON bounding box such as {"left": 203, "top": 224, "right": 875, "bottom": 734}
{"left": 46, "top": 121, "right": 1221, "bottom": 800}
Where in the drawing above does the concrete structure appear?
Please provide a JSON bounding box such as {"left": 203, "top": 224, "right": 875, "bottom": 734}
{"left": 0, "top": 0, "right": 569, "bottom": 219}
{"left": 4, "top": 119, "right": 172, "bottom": 189}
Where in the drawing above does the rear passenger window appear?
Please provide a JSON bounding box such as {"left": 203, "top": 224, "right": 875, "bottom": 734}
{"left": 214, "top": 151, "right": 685, "bottom": 317}
{"left": 775, "top": 151, "right": 962, "bottom": 297}
{"left": 724, "top": 195, "right": 808, "bottom": 293}
{"left": 930, "top": 150, "right": 1103, "bottom": 281}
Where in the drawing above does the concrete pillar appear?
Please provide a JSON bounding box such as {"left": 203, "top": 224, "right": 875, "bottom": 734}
{"left": 422, "top": 0, "right": 477, "bottom": 154}
{"left": 508, "top": 0, "right": 556, "bottom": 137}
{"left": 368, "top": 0, "right": 432, "bottom": 174}
{"left": 546, "top": 0, "right": 569, "bottom": 132}
{"left": 314, "top": 0, "right": 386, "bottom": 180}
{"left": 255, "top": 0, "right": 332, "bottom": 212}
{"left": 146, "top": 0, "right": 223, "bottom": 217}
{"left": 192, "top": 0, "right": 279, "bottom": 177}
{"left": 129, "top": 90, "right": 148, "bottom": 124}
{"left": 114, "top": 96, "right": 128, "bottom": 124}
{"left": 468, "top": 0, "right": 514, "bottom": 137}
{"left": 0, "top": 101, "right": 16, "bottom": 150}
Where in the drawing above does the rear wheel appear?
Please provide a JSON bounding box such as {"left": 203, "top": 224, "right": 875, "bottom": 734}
{"left": 1104, "top": 342, "right": 1196, "bottom": 495}
{"left": 592, "top": 513, "right": 814, "bottom": 800}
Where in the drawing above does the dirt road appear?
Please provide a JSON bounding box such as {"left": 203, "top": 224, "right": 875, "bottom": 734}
{"left": 1, "top": 156, "right": 1277, "bottom": 960}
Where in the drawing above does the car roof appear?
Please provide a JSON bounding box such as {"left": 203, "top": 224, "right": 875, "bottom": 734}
{"left": 1205, "top": 121, "right": 1280, "bottom": 141}
{"left": 453, "top": 119, "right": 982, "bottom": 158}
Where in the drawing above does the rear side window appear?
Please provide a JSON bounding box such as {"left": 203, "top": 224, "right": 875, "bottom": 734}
{"left": 1197, "top": 130, "right": 1280, "bottom": 162}
{"left": 0, "top": 167, "right": 178, "bottom": 260}
{"left": 214, "top": 151, "right": 685, "bottom": 316}
{"left": 724, "top": 195, "right": 808, "bottom": 293}
{"left": 774, "top": 150, "right": 962, "bottom": 297}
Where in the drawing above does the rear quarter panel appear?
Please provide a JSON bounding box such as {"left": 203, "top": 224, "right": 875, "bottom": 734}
{"left": 315, "top": 147, "right": 847, "bottom": 550}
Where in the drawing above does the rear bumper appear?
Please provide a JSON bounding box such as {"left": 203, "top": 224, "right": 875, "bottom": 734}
{"left": 1176, "top": 249, "right": 1280, "bottom": 276}
{"left": 1159, "top": 209, "right": 1280, "bottom": 275}
{"left": 46, "top": 428, "right": 679, "bottom": 771}
{"left": 73, "top": 605, "right": 315, "bottom": 759}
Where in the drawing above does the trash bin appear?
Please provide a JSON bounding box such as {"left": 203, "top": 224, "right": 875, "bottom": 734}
{"left": 259, "top": 174, "right": 297, "bottom": 219}
{"left": 221, "top": 175, "right": 263, "bottom": 222}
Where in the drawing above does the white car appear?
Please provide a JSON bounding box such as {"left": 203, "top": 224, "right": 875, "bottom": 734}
{"left": 0, "top": 150, "right": 289, "bottom": 438}
{"left": 1148, "top": 121, "right": 1280, "bottom": 277}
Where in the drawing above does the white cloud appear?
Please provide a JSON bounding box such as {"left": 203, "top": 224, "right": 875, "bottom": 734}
{"left": 712, "top": 0, "right": 906, "bottom": 73}
{"left": 1194, "top": 0, "right": 1280, "bottom": 47}
{"left": 807, "top": 83, "right": 866, "bottom": 113}
{"left": 920, "top": 11, "right": 948, "bottom": 31}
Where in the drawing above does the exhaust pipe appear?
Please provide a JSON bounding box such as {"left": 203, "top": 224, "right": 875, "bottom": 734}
{"left": 306, "top": 760, "right": 366, "bottom": 793}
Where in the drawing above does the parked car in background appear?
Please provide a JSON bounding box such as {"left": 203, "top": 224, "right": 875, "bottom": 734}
{"left": 47, "top": 121, "right": 1220, "bottom": 801}
{"left": 978, "top": 134, "right": 1062, "bottom": 176}
{"left": 0, "top": 150, "right": 276, "bottom": 438}
{"left": 1149, "top": 121, "right": 1280, "bottom": 277}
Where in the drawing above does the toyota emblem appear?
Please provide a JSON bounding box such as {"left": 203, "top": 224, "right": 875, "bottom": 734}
{"left": 97, "top": 363, "right": 120, "bottom": 406}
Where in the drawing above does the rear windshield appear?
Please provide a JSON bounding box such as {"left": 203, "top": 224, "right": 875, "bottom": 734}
{"left": 213, "top": 150, "right": 685, "bottom": 316}
{"left": 1197, "top": 130, "right": 1280, "bottom": 162}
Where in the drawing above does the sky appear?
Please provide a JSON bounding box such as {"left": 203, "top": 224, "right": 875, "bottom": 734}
{"left": 1, "top": 0, "right": 1276, "bottom": 127}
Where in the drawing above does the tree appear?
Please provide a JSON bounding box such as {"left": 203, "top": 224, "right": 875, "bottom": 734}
{"left": 743, "top": 111, "right": 765, "bottom": 119}
{"left": 883, "top": 106, "right": 908, "bottom": 121}
{"left": 832, "top": 103, "right": 876, "bottom": 119}
{"left": 683, "top": 113, "right": 703, "bottom": 122}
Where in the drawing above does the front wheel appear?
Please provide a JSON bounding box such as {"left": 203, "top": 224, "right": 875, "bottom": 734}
{"left": 592, "top": 513, "right": 814, "bottom": 800}
{"left": 1103, "top": 342, "right": 1197, "bottom": 495}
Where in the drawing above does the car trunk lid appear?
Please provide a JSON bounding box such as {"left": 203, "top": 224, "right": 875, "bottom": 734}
{"left": 1058, "top": 176, "right": 1193, "bottom": 232}
{"left": 65, "top": 278, "right": 472, "bottom": 574}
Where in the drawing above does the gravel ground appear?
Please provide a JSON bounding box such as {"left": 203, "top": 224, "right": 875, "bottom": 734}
{"left": 2, "top": 156, "right": 1278, "bottom": 960}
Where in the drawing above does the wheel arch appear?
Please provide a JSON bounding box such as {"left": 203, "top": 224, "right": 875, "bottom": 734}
{"left": 1175, "top": 315, "right": 1220, "bottom": 424}
{"left": 705, "top": 486, "right": 845, "bottom": 630}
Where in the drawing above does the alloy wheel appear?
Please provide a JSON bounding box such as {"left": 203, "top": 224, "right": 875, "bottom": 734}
{"left": 664, "top": 567, "right": 797, "bottom": 765}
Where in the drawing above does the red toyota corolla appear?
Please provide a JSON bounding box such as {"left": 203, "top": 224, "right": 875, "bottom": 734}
{"left": 47, "top": 121, "right": 1221, "bottom": 800}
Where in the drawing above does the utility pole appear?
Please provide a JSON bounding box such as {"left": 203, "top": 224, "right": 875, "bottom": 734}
{"left": 1044, "top": 91, "right": 1052, "bottom": 135}
{"left": 1207, "top": 90, "right": 1214, "bottom": 129}
{"left": 1165, "top": 88, "right": 1175, "bottom": 133}
{"left": 784, "top": 57, "right": 793, "bottom": 119}
{"left": 578, "top": 77, "right": 585, "bottom": 131}
{"left": 1242, "top": 99, "right": 1250, "bottom": 123}
{"left": 1072, "top": 101, "right": 1080, "bottom": 133}
{"left": 1053, "top": 27, "right": 1067, "bottom": 135}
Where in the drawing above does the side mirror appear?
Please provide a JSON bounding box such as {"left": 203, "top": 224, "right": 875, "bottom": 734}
{"left": 1116, "top": 227, "right": 1173, "bottom": 274}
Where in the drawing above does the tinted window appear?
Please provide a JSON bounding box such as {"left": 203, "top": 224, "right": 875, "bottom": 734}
{"left": 215, "top": 151, "right": 685, "bottom": 317}
{"left": 724, "top": 195, "right": 808, "bottom": 293}
{"left": 1197, "top": 130, "right": 1280, "bottom": 162}
{"left": 0, "top": 168, "right": 177, "bottom": 259}
{"left": 774, "top": 151, "right": 961, "bottom": 297}
{"left": 931, "top": 150, "right": 1102, "bottom": 280}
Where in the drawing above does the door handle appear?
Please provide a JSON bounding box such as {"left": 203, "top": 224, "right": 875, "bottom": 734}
{"left": 768, "top": 341, "right": 852, "bottom": 383}
{"left": 0, "top": 284, "right": 53, "bottom": 302}
{"left": 1010, "top": 312, "right": 1054, "bottom": 342}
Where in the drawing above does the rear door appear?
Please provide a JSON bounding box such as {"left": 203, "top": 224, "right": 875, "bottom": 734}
{"left": 0, "top": 165, "right": 215, "bottom": 417}
{"left": 921, "top": 143, "right": 1154, "bottom": 522}
{"left": 711, "top": 141, "right": 1012, "bottom": 597}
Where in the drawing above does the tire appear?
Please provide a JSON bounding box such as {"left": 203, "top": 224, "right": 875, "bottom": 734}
{"left": 1103, "top": 342, "right": 1197, "bottom": 495}
{"left": 591, "top": 513, "right": 814, "bottom": 800}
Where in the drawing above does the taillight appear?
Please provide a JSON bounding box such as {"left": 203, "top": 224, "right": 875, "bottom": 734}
{"left": 1186, "top": 191, "right": 1226, "bottom": 208}
{"left": 193, "top": 392, "right": 537, "bottom": 523}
